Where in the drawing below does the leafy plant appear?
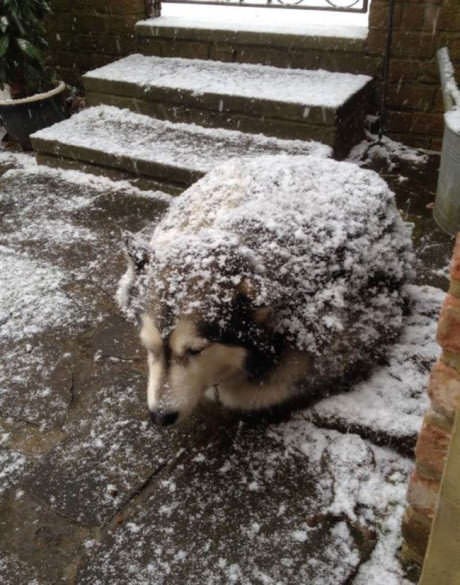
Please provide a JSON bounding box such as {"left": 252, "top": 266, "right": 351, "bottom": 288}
{"left": 0, "top": 0, "right": 53, "bottom": 98}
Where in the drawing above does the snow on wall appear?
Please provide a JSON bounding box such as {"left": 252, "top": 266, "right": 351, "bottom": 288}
{"left": 122, "top": 155, "right": 414, "bottom": 381}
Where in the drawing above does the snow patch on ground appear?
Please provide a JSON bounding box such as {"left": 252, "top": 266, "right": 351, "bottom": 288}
{"left": 0, "top": 246, "right": 82, "bottom": 341}
{"left": 0, "top": 149, "right": 37, "bottom": 170}
{"left": 0, "top": 449, "right": 27, "bottom": 496}
{"left": 445, "top": 108, "right": 460, "bottom": 134}
{"left": 2, "top": 163, "right": 173, "bottom": 204}
{"left": 269, "top": 420, "right": 413, "bottom": 585}
{"left": 348, "top": 132, "right": 429, "bottom": 170}
{"left": 311, "top": 284, "right": 444, "bottom": 442}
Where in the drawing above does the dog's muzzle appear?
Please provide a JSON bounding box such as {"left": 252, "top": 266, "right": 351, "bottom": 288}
{"left": 149, "top": 410, "right": 179, "bottom": 426}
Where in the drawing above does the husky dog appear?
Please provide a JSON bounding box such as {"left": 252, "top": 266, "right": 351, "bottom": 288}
{"left": 117, "top": 155, "right": 414, "bottom": 425}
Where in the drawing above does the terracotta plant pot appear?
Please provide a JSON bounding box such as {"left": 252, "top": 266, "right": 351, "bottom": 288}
{"left": 0, "top": 81, "right": 67, "bottom": 150}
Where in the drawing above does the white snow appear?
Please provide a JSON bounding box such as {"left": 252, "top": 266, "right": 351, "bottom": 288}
{"left": 312, "top": 284, "right": 444, "bottom": 440}
{"left": 84, "top": 54, "right": 371, "bottom": 109}
{"left": 269, "top": 419, "right": 414, "bottom": 585}
{"left": 0, "top": 246, "right": 82, "bottom": 341}
{"left": 348, "top": 131, "right": 429, "bottom": 170}
{"left": 0, "top": 162, "right": 171, "bottom": 350}
{"left": 138, "top": 2, "right": 370, "bottom": 39}
{"left": 32, "top": 105, "right": 330, "bottom": 174}
{"left": 0, "top": 449, "right": 27, "bottom": 495}
{"left": 1, "top": 162, "right": 173, "bottom": 204}
{"left": 0, "top": 149, "right": 37, "bottom": 170}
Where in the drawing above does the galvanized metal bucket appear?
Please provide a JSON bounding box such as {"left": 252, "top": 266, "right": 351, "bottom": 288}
{"left": 434, "top": 48, "right": 460, "bottom": 235}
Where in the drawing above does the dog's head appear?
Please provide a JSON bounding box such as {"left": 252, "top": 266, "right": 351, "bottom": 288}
{"left": 140, "top": 314, "right": 250, "bottom": 425}
{"left": 119, "top": 234, "right": 278, "bottom": 425}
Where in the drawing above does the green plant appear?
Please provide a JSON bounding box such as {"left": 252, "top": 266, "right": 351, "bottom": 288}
{"left": 0, "top": 0, "right": 53, "bottom": 98}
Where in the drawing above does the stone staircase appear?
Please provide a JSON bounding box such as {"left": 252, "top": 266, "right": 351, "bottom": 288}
{"left": 32, "top": 12, "right": 377, "bottom": 194}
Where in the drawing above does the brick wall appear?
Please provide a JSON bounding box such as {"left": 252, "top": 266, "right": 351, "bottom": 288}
{"left": 46, "top": 0, "right": 147, "bottom": 87}
{"left": 403, "top": 234, "right": 460, "bottom": 568}
{"left": 368, "top": 0, "right": 460, "bottom": 150}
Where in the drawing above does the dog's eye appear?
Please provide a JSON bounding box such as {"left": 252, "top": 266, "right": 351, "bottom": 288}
{"left": 185, "top": 347, "right": 204, "bottom": 357}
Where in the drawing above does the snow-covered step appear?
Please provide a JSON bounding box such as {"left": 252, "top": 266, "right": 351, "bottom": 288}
{"left": 83, "top": 54, "right": 373, "bottom": 158}
{"left": 31, "top": 105, "right": 331, "bottom": 194}
{"left": 136, "top": 11, "right": 377, "bottom": 76}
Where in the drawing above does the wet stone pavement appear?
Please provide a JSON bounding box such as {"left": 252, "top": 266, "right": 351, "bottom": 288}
{"left": 0, "top": 148, "right": 454, "bottom": 585}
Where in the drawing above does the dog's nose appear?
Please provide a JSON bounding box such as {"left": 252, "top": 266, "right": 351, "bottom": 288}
{"left": 149, "top": 410, "right": 179, "bottom": 426}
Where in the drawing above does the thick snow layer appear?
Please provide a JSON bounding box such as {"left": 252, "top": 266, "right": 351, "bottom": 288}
{"left": 84, "top": 54, "right": 371, "bottom": 109}
{"left": 139, "top": 2, "right": 370, "bottom": 38}
{"left": 33, "top": 105, "right": 330, "bottom": 173}
{"left": 129, "top": 155, "right": 414, "bottom": 380}
{"left": 311, "top": 284, "right": 444, "bottom": 441}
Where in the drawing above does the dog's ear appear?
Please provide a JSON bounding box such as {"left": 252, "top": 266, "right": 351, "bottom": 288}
{"left": 237, "top": 277, "right": 272, "bottom": 325}
{"left": 122, "top": 231, "right": 151, "bottom": 274}
{"left": 116, "top": 232, "right": 151, "bottom": 319}
{"left": 252, "top": 306, "right": 272, "bottom": 325}
{"left": 237, "top": 276, "right": 256, "bottom": 300}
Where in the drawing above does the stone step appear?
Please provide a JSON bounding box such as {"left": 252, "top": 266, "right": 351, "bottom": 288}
{"left": 136, "top": 14, "right": 380, "bottom": 76}
{"left": 31, "top": 105, "right": 331, "bottom": 194}
{"left": 83, "top": 54, "right": 373, "bottom": 158}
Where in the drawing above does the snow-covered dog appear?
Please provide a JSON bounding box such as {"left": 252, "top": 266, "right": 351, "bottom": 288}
{"left": 117, "top": 155, "right": 414, "bottom": 425}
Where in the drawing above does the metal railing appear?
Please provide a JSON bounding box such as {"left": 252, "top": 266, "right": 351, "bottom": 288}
{"left": 151, "top": 0, "right": 369, "bottom": 15}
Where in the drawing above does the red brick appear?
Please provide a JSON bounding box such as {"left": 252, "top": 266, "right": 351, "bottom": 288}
{"left": 369, "top": 2, "right": 403, "bottom": 30}
{"left": 415, "top": 412, "right": 452, "bottom": 479}
{"left": 407, "top": 470, "right": 440, "bottom": 518}
{"left": 387, "top": 82, "right": 436, "bottom": 112}
{"left": 449, "top": 234, "right": 460, "bottom": 282}
{"left": 386, "top": 110, "right": 443, "bottom": 135}
{"left": 437, "top": 295, "right": 460, "bottom": 353}
{"left": 429, "top": 360, "right": 460, "bottom": 419}
{"left": 401, "top": 505, "right": 433, "bottom": 561}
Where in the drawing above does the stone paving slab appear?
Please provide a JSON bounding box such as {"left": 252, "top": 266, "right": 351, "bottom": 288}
{"left": 0, "top": 552, "right": 42, "bottom": 585}
{"left": 28, "top": 364, "right": 221, "bottom": 527}
{"left": 75, "top": 417, "right": 409, "bottom": 585}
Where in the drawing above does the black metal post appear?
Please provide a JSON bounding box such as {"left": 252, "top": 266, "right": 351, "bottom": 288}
{"left": 145, "top": 0, "right": 162, "bottom": 17}
{"left": 379, "top": 0, "right": 395, "bottom": 143}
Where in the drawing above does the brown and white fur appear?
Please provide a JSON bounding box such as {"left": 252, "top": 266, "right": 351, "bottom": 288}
{"left": 139, "top": 312, "right": 311, "bottom": 426}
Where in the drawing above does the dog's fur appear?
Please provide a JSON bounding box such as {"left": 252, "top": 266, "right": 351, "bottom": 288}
{"left": 117, "top": 156, "right": 414, "bottom": 425}
{"left": 139, "top": 300, "right": 312, "bottom": 422}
